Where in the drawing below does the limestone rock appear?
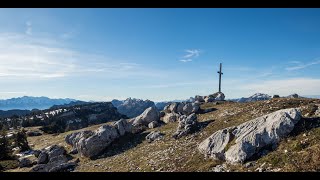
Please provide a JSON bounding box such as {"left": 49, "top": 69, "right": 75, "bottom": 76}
{"left": 162, "top": 112, "right": 179, "bottom": 123}
{"left": 65, "top": 131, "right": 93, "bottom": 147}
{"left": 113, "top": 118, "right": 132, "bottom": 136}
{"left": 198, "top": 108, "right": 301, "bottom": 164}
{"left": 31, "top": 145, "right": 77, "bottom": 172}
{"left": 172, "top": 113, "right": 197, "bottom": 139}
{"left": 132, "top": 106, "right": 160, "bottom": 126}
{"left": 183, "top": 103, "right": 200, "bottom": 115}
{"left": 76, "top": 125, "right": 120, "bottom": 158}
{"left": 145, "top": 131, "right": 164, "bottom": 143}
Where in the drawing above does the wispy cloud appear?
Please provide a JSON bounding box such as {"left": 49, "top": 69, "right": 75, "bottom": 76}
{"left": 179, "top": 49, "right": 201, "bottom": 63}
{"left": 179, "top": 59, "right": 192, "bottom": 63}
{"left": 285, "top": 59, "right": 320, "bottom": 71}
{"left": 25, "top": 21, "right": 32, "bottom": 35}
{"left": 183, "top": 49, "right": 201, "bottom": 58}
{"left": 0, "top": 33, "right": 164, "bottom": 80}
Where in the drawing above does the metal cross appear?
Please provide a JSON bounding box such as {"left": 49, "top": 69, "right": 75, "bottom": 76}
{"left": 217, "top": 63, "right": 223, "bottom": 93}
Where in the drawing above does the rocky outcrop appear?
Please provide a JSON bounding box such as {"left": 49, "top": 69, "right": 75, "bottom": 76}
{"left": 172, "top": 113, "right": 198, "bottom": 139}
{"left": 161, "top": 102, "right": 199, "bottom": 125}
{"left": 65, "top": 107, "right": 161, "bottom": 158}
{"left": 198, "top": 108, "right": 301, "bottom": 164}
{"left": 31, "top": 145, "right": 77, "bottom": 172}
{"left": 195, "top": 92, "right": 225, "bottom": 103}
{"left": 162, "top": 112, "right": 180, "bottom": 123}
{"left": 145, "top": 131, "right": 164, "bottom": 143}
{"left": 73, "top": 125, "right": 119, "bottom": 158}
{"left": 163, "top": 102, "right": 199, "bottom": 116}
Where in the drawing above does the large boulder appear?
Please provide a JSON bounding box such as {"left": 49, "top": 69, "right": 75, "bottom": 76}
{"left": 31, "top": 145, "right": 77, "bottom": 172}
{"left": 65, "top": 107, "right": 161, "bottom": 158}
{"left": 183, "top": 103, "right": 200, "bottom": 115}
{"left": 198, "top": 108, "right": 301, "bottom": 164}
{"left": 132, "top": 106, "right": 160, "bottom": 126}
{"left": 172, "top": 113, "right": 198, "bottom": 139}
{"left": 76, "top": 125, "right": 120, "bottom": 158}
{"left": 205, "top": 92, "right": 225, "bottom": 102}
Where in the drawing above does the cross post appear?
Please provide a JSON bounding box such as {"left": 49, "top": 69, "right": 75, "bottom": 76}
{"left": 217, "top": 63, "right": 223, "bottom": 92}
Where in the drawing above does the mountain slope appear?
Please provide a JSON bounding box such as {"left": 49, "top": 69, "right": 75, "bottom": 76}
{"left": 8, "top": 97, "right": 320, "bottom": 172}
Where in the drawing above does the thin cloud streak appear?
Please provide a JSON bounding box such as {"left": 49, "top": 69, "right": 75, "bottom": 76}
{"left": 285, "top": 59, "right": 320, "bottom": 71}
{"left": 179, "top": 59, "right": 192, "bottom": 63}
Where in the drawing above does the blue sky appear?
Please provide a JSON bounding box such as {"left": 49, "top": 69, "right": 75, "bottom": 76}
{"left": 0, "top": 8, "right": 320, "bottom": 102}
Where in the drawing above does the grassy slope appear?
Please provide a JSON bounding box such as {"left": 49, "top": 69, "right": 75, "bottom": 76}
{"left": 7, "top": 98, "right": 320, "bottom": 172}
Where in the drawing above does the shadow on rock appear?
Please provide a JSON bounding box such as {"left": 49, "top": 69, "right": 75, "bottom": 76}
{"left": 91, "top": 132, "right": 149, "bottom": 160}
{"left": 290, "top": 117, "right": 320, "bottom": 136}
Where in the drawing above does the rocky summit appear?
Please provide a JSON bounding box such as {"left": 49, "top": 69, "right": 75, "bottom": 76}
{"left": 111, "top": 98, "right": 156, "bottom": 118}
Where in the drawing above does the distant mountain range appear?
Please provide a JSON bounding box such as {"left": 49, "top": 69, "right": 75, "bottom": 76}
{"left": 0, "top": 96, "right": 78, "bottom": 111}
{"left": 235, "top": 93, "right": 272, "bottom": 103}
